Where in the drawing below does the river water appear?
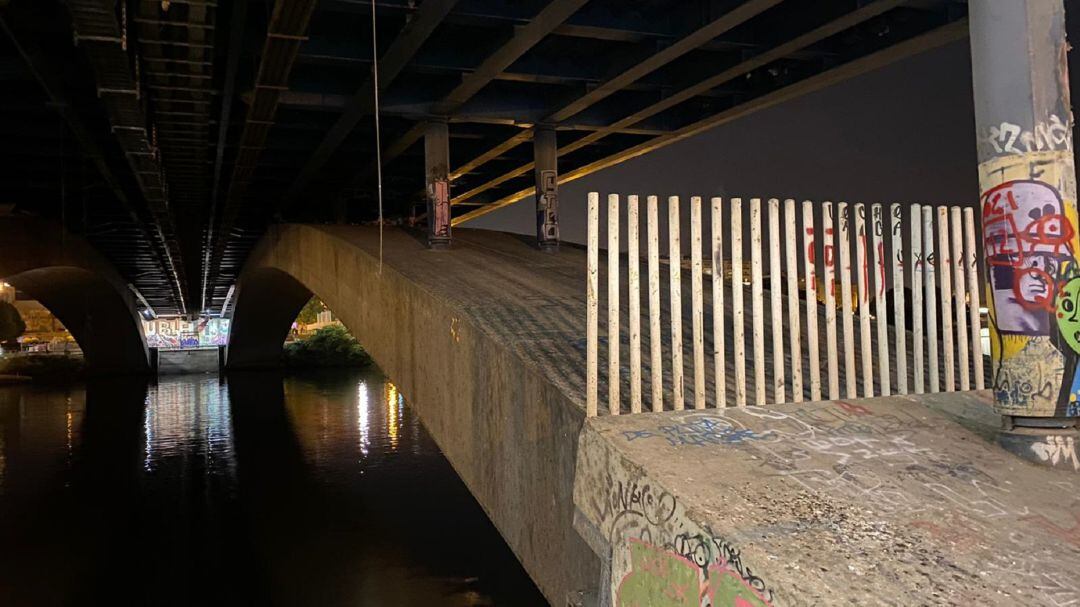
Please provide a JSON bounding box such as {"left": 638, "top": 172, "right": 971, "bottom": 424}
{"left": 0, "top": 368, "right": 547, "bottom": 606}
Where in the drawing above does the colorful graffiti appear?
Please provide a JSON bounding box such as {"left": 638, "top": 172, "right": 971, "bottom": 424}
{"left": 616, "top": 540, "right": 771, "bottom": 607}
{"left": 984, "top": 180, "right": 1074, "bottom": 333}
{"left": 980, "top": 132, "right": 1080, "bottom": 416}
{"left": 144, "top": 317, "right": 230, "bottom": 349}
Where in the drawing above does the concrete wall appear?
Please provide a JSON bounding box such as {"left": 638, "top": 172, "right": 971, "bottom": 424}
{"left": 158, "top": 348, "right": 220, "bottom": 375}
{"left": 0, "top": 217, "right": 149, "bottom": 374}
{"left": 226, "top": 225, "right": 599, "bottom": 604}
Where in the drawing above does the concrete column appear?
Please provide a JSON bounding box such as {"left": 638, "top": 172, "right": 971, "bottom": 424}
{"left": 534, "top": 125, "right": 559, "bottom": 251}
{"left": 970, "top": 0, "right": 1079, "bottom": 421}
{"left": 425, "top": 120, "right": 451, "bottom": 249}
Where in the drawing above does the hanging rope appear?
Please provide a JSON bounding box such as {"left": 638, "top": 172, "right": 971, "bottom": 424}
{"left": 370, "top": 0, "right": 385, "bottom": 276}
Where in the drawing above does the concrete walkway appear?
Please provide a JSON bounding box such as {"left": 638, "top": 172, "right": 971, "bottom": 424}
{"left": 574, "top": 390, "right": 1080, "bottom": 606}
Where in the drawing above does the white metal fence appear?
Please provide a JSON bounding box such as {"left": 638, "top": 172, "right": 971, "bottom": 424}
{"left": 585, "top": 193, "right": 986, "bottom": 417}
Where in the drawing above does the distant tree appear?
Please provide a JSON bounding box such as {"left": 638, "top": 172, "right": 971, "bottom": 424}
{"left": 0, "top": 301, "right": 26, "bottom": 342}
{"left": 283, "top": 324, "right": 371, "bottom": 368}
{"left": 296, "top": 297, "right": 326, "bottom": 325}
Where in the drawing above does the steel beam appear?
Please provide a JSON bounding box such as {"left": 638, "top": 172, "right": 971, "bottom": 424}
{"left": 354, "top": 0, "right": 586, "bottom": 188}
{"left": 205, "top": 0, "right": 318, "bottom": 306}
{"left": 203, "top": 0, "right": 247, "bottom": 312}
{"left": 281, "top": 0, "right": 460, "bottom": 207}
{"left": 448, "top": 0, "right": 783, "bottom": 184}
{"left": 431, "top": 0, "right": 588, "bottom": 116}
{"left": 453, "top": 20, "right": 969, "bottom": 226}
{"left": 0, "top": 7, "right": 188, "bottom": 312}
{"left": 450, "top": 0, "right": 908, "bottom": 207}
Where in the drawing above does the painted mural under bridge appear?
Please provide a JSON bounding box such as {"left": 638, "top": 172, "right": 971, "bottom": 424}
{"left": 143, "top": 317, "right": 231, "bottom": 349}
{"left": 980, "top": 122, "right": 1080, "bottom": 417}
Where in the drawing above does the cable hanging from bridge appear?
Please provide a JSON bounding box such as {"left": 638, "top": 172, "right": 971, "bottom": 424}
{"left": 370, "top": 0, "right": 384, "bottom": 276}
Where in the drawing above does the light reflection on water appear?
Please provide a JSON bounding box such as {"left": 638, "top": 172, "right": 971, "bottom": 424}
{"left": 0, "top": 369, "right": 545, "bottom": 606}
{"left": 142, "top": 377, "right": 236, "bottom": 481}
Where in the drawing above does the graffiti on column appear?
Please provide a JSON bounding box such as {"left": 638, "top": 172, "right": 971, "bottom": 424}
{"left": 1055, "top": 276, "right": 1080, "bottom": 415}
{"left": 984, "top": 180, "right": 1074, "bottom": 333}
{"left": 979, "top": 113, "right": 1080, "bottom": 416}
{"left": 978, "top": 116, "right": 1070, "bottom": 157}
{"left": 536, "top": 169, "right": 559, "bottom": 245}
{"left": 428, "top": 178, "right": 450, "bottom": 241}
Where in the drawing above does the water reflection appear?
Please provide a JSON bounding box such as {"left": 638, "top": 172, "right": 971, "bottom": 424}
{"left": 358, "top": 379, "right": 370, "bottom": 456}
{"left": 0, "top": 369, "right": 545, "bottom": 606}
{"left": 143, "top": 377, "right": 236, "bottom": 479}
{"left": 387, "top": 381, "right": 401, "bottom": 450}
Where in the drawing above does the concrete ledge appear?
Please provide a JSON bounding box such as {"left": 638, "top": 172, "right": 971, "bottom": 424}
{"left": 574, "top": 392, "right": 1080, "bottom": 606}
{"left": 158, "top": 348, "right": 220, "bottom": 375}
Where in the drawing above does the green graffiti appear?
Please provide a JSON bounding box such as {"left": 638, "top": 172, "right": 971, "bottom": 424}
{"left": 616, "top": 540, "right": 774, "bottom": 607}
{"left": 1056, "top": 276, "right": 1080, "bottom": 354}
{"left": 705, "top": 568, "right": 771, "bottom": 607}
{"left": 617, "top": 541, "right": 698, "bottom": 607}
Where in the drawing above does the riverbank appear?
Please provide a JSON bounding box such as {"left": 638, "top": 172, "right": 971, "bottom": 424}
{"left": 0, "top": 353, "right": 84, "bottom": 382}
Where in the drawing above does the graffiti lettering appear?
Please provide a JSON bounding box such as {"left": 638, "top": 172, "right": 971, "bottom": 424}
{"left": 992, "top": 341, "right": 1063, "bottom": 407}
{"left": 1030, "top": 435, "right": 1080, "bottom": 471}
{"left": 144, "top": 317, "right": 230, "bottom": 348}
{"left": 611, "top": 481, "right": 677, "bottom": 528}
{"left": 616, "top": 540, "right": 772, "bottom": 607}
{"left": 979, "top": 116, "right": 1072, "bottom": 157}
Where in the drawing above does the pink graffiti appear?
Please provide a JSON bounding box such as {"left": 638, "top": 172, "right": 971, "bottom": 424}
{"left": 836, "top": 401, "right": 872, "bottom": 416}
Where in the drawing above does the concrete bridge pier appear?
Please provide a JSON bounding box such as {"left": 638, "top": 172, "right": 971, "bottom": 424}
{"left": 969, "top": 0, "right": 1080, "bottom": 464}
{"left": 534, "top": 125, "right": 560, "bottom": 252}
{"left": 425, "top": 120, "right": 452, "bottom": 249}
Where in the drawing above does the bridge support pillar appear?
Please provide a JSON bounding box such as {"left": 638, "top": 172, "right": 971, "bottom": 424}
{"left": 969, "top": 0, "right": 1080, "bottom": 462}
{"left": 425, "top": 120, "right": 452, "bottom": 249}
{"left": 534, "top": 125, "right": 559, "bottom": 252}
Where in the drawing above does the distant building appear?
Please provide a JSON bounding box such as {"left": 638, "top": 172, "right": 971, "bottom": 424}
{"left": 7, "top": 295, "right": 79, "bottom": 353}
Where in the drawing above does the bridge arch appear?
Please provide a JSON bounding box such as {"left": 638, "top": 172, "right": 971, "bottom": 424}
{"left": 225, "top": 266, "right": 313, "bottom": 368}
{"left": 0, "top": 217, "right": 149, "bottom": 374}
{"left": 226, "top": 224, "right": 598, "bottom": 603}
